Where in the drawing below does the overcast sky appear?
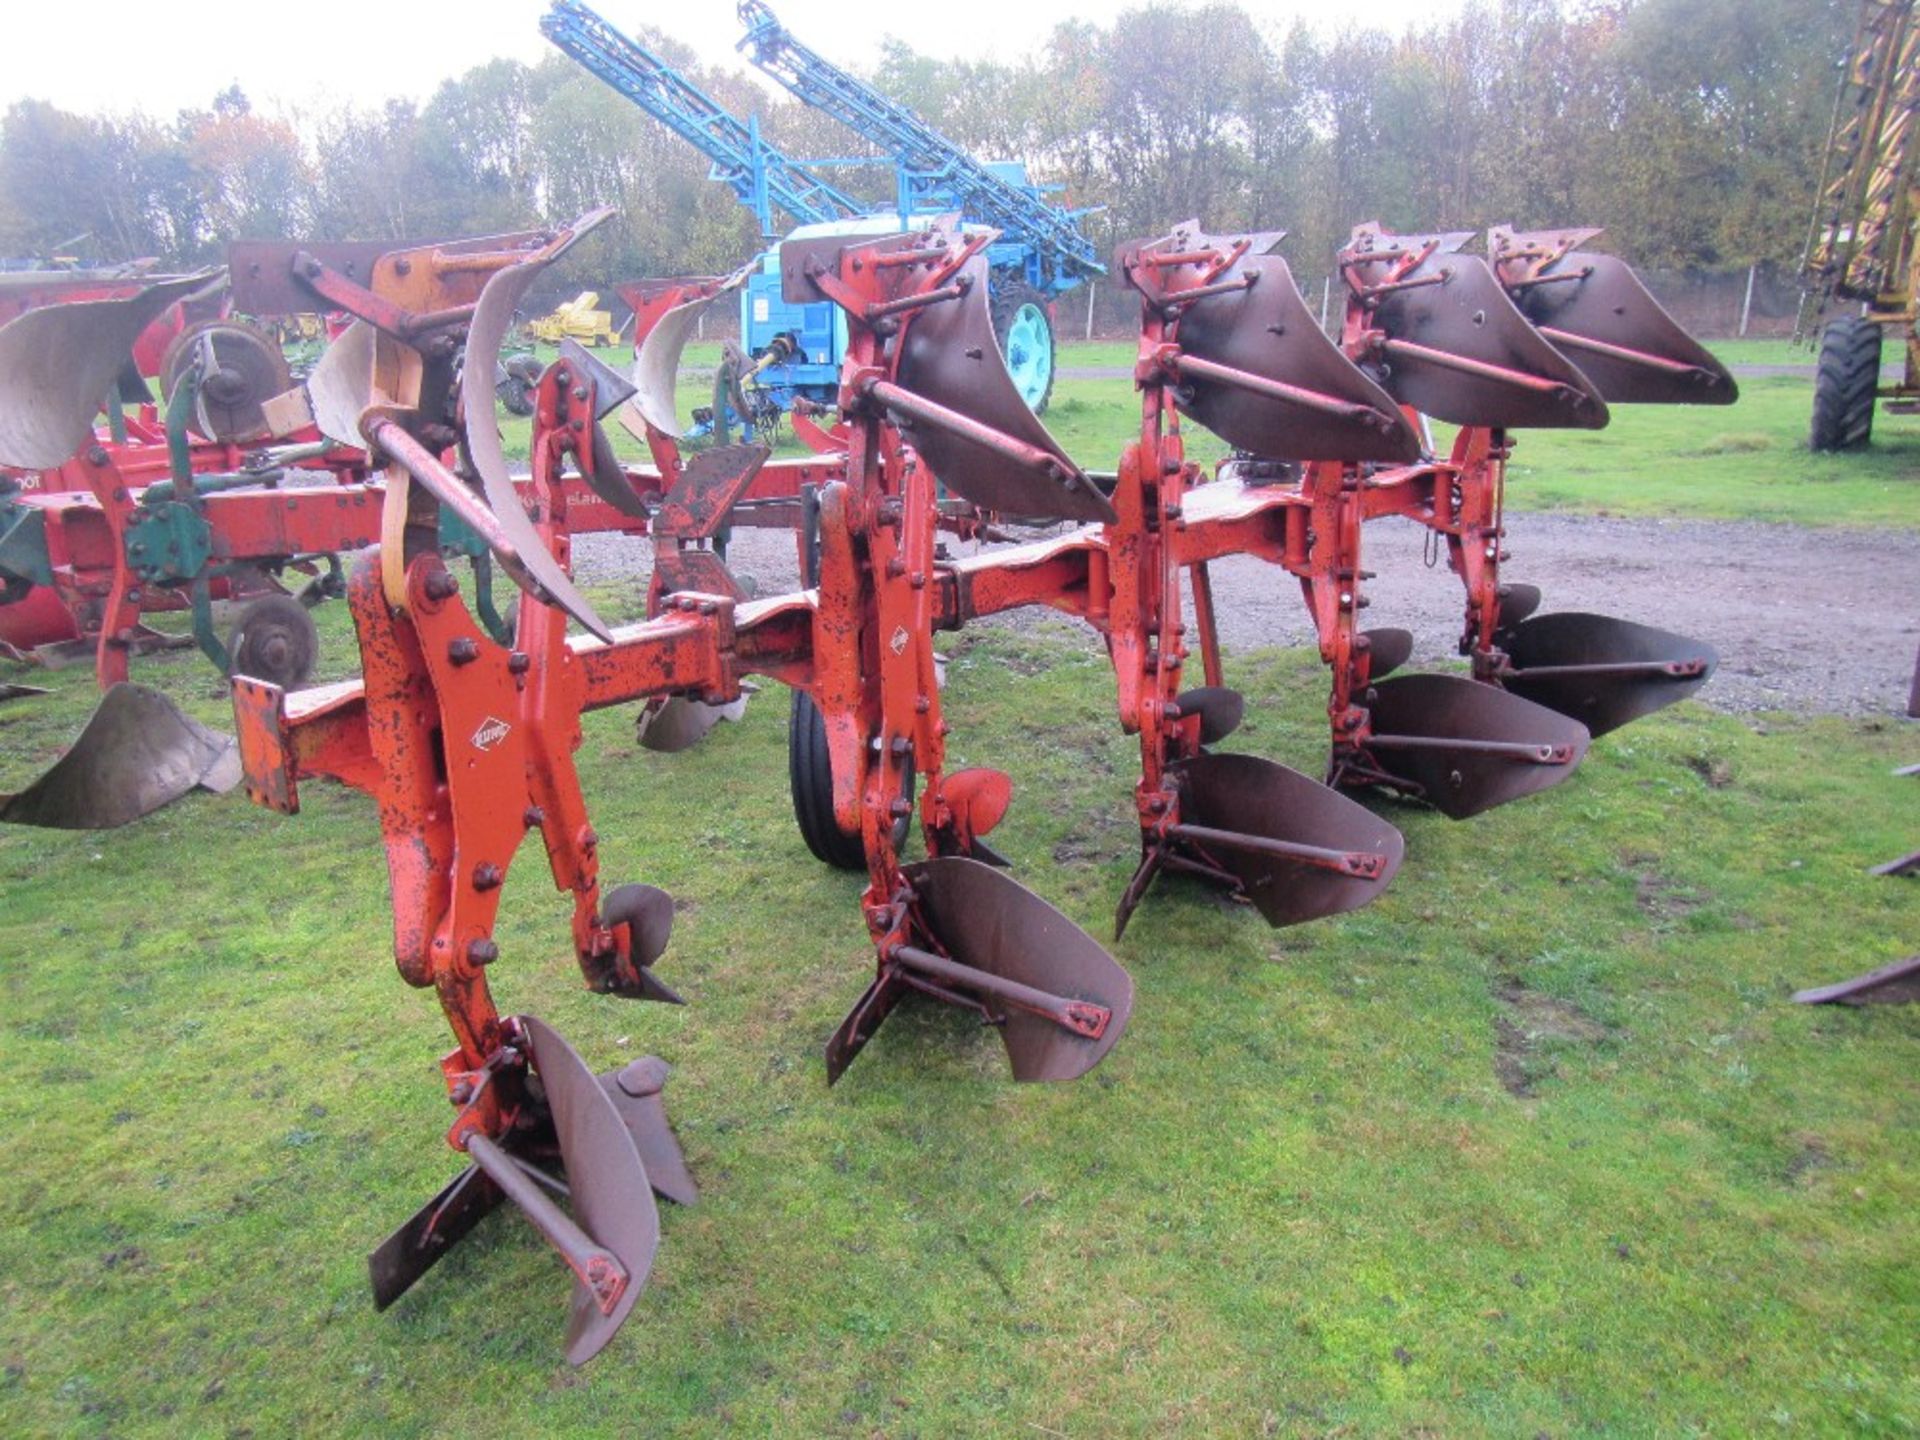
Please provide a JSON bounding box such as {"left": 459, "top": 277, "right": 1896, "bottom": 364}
{"left": 11, "top": 0, "right": 1468, "bottom": 123}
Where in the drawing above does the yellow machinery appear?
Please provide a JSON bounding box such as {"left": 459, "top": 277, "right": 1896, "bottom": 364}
{"left": 526, "top": 290, "right": 623, "bottom": 347}
{"left": 1801, "top": 0, "right": 1919, "bottom": 449}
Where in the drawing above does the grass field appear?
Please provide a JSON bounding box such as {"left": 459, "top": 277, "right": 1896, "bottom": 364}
{"left": 1, "top": 328, "right": 1917, "bottom": 1436}
{"left": 2, "top": 583, "right": 1917, "bottom": 1435}
{"left": 571, "top": 336, "right": 1920, "bottom": 530}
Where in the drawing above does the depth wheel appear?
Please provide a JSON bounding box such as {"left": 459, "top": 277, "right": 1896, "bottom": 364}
{"left": 787, "top": 690, "right": 912, "bottom": 871}
{"left": 1810, "top": 315, "right": 1881, "bottom": 451}
{"left": 228, "top": 592, "right": 318, "bottom": 687}
{"left": 991, "top": 281, "right": 1056, "bottom": 415}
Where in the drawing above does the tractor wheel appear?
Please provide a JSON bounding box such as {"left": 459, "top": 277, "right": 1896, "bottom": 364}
{"left": 991, "top": 282, "right": 1056, "bottom": 415}
{"left": 1810, "top": 315, "right": 1881, "bottom": 451}
{"left": 788, "top": 689, "right": 913, "bottom": 871}
{"left": 228, "top": 592, "right": 319, "bottom": 688}
{"left": 497, "top": 353, "right": 541, "bottom": 417}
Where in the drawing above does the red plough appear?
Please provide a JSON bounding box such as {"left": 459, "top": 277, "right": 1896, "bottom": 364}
{"left": 220, "top": 209, "right": 1734, "bottom": 1361}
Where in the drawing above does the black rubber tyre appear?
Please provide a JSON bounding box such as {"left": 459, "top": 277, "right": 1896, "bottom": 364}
{"left": 1810, "top": 316, "right": 1881, "bottom": 452}
{"left": 990, "top": 281, "right": 1057, "bottom": 416}
{"left": 788, "top": 689, "right": 913, "bottom": 871}
{"left": 229, "top": 591, "right": 319, "bottom": 687}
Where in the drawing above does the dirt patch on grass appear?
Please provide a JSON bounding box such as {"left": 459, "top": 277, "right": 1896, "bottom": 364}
{"left": 1685, "top": 753, "right": 1736, "bottom": 788}
{"left": 1784, "top": 1134, "right": 1835, "bottom": 1185}
{"left": 1634, "top": 870, "right": 1707, "bottom": 922}
{"left": 1493, "top": 977, "right": 1609, "bottom": 1097}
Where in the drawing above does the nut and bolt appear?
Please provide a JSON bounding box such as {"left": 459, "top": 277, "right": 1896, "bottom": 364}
{"left": 423, "top": 570, "right": 460, "bottom": 601}
{"left": 448, "top": 637, "right": 480, "bottom": 665}
{"left": 472, "top": 862, "right": 504, "bottom": 891}
{"left": 466, "top": 938, "right": 499, "bottom": 966}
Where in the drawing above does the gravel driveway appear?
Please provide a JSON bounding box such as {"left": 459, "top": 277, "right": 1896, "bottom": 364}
{"left": 575, "top": 510, "right": 1920, "bottom": 718}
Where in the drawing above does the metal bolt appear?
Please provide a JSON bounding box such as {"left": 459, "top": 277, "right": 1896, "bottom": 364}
{"left": 423, "top": 570, "right": 460, "bottom": 601}
{"left": 914, "top": 695, "right": 931, "bottom": 714}
{"left": 88, "top": 447, "right": 110, "bottom": 466}
{"left": 507, "top": 651, "right": 530, "bottom": 675}
{"left": 449, "top": 1080, "right": 473, "bottom": 1105}
{"left": 472, "top": 862, "right": 504, "bottom": 891}
{"left": 523, "top": 805, "right": 545, "bottom": 827}
{"left": 394, "top": 257, "right": 412, "bottom": 276}
{"left": 466, "top": 938, "right": 499, "bottom": 966}
{"left": 890, "top": 798, "right": 912, "bottom": 817}
{"left": 890, "top": 736, "right": 911, "bottom": 756}
{"left": 448, "top": 637, "right": 480, "bottom": 665}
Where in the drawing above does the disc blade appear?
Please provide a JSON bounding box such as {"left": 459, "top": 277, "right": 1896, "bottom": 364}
{"left": 462, "top": 258, "right": 613, "bottom": 642}
{"left": 1498, "top": 612, "right": 1717, "bottom": 737}
{"left": 1359, "top": 627, "right": 1414, "bottom": 679}
{"left": 520, "top": 1015, "right": 659, "bottom": 1367}
{"left": 0, "top": 274, "right": 216, "bottom": 469}
{"left": 1496, "top": 583, "right": 1543, "bottom": 631}
{"left": 893, "top": 255, "right": 1115, "bottom": 523}
{"left": 1361, "top": 672, "right": 1590, "bottom": 819}
{"left": 1172, "top": 751, "right": 1404, "bottom": 926}
{"left": 901, "top": 856, "right": 1134, "bottom": 1082}
{"left": 0, "top": 682, "right": 239, "bottom": 830}
{"left": 1175, "top": 685, "right": 1245, "bottom": 745}
{"left": 161, "top": 320, "right": 292, "bottom": 442}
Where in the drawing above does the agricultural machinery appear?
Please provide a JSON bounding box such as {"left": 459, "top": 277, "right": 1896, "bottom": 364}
{"left": 0, "top": 275, "right": 398, "bottom": 828}
{"left": 1801, "top": 0, "right": 1918, "bottom": 449}
{"left": 542, "top": 0, "right": 1097, "bottom": 415}
{"left": 187, "top": 195, "right": 1733, "bottom": 1363}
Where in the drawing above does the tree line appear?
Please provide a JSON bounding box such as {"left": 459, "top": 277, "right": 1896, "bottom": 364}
{"left": 0, "top": 0, "right": 1849, "bottom": 295}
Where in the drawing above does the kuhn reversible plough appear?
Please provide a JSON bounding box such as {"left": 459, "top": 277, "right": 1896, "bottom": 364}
{"left": 207, "top": 205, "right": 1730, "bottom": 1363}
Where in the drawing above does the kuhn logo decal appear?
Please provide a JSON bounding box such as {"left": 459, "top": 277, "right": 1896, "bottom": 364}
{"left": 471, "top": 717, "right": 512, "bottom": 752}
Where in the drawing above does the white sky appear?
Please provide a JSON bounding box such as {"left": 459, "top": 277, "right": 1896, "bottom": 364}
{"left": 10, "top": 0, "right": 1469, "bottom": 123}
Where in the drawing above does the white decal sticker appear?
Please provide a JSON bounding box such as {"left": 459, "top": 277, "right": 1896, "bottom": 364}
{"left": 471, "top": 717, "right": 512, "bottom": 752}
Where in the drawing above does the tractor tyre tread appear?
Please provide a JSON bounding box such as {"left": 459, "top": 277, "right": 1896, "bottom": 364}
{"left": 1810, "top": 315, "right": 1881, "bottom": 451}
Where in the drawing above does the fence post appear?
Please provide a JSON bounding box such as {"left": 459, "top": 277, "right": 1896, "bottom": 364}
{"left": 1085, "top": 280, "right": 1096, "bottom": 342}
{"left": 1739, "top": 263, "right": 1757, "bottom": 338}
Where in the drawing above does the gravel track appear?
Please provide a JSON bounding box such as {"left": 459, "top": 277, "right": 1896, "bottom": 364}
{"left": 574, "top": 510, "right": 1920, "bottom": 718}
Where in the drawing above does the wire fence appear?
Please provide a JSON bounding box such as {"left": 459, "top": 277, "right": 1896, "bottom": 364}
{"left": 1063, "top": 260, "right": 1807, "bottom": 344}
{"left": 598, "top": 260, "right": 1809, "bottom": 354}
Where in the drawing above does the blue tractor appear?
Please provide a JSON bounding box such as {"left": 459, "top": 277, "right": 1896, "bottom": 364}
{"left": 541, "top": 0, "right": 1100, "bottom": 416}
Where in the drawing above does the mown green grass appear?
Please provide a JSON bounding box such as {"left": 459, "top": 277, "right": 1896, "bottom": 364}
{"left": 544, "top": 337, "right": 1918, "bottom": 529}
{"left": 1, "top": 596, "right": 1916, "bottom": 1435}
